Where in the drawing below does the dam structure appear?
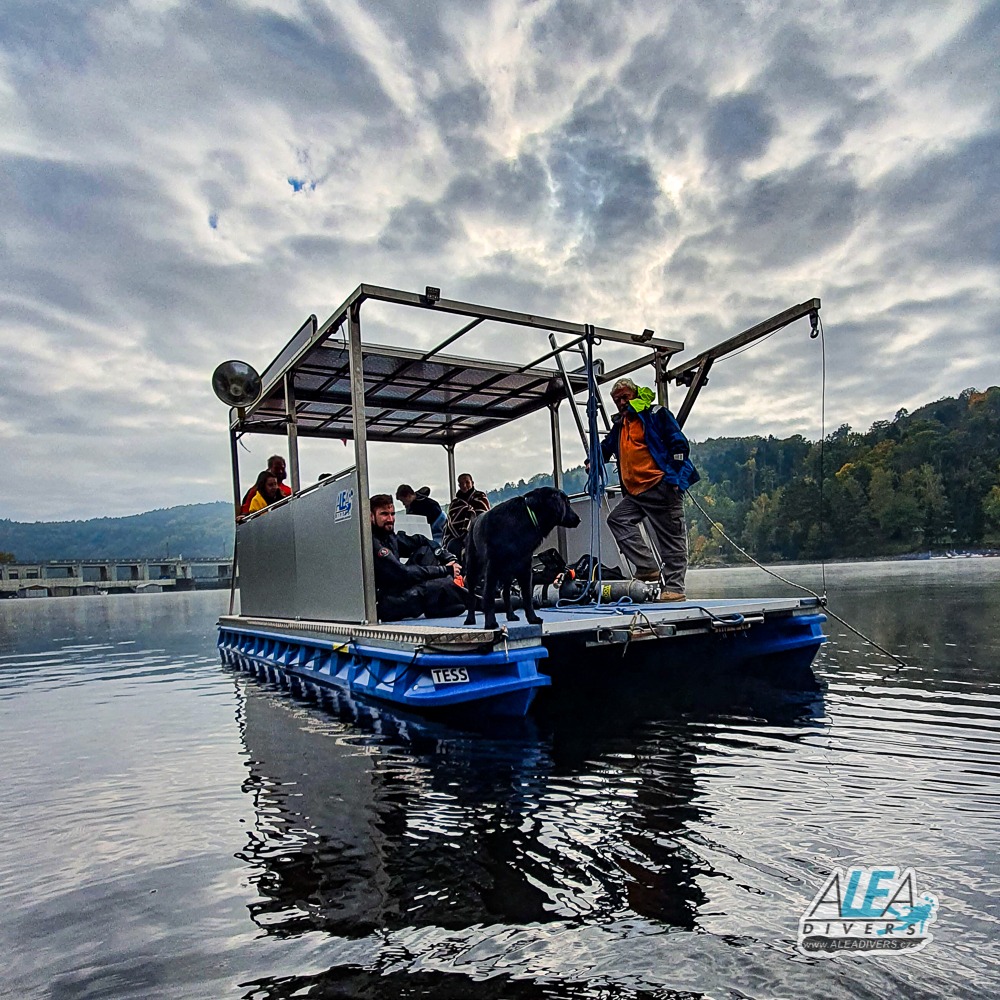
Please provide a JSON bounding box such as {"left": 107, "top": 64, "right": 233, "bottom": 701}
{"left": 0, "top": 557, "right": 233, "bottom": 598}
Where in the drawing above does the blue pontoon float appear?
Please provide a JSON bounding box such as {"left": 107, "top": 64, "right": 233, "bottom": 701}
{"left": 215, "top": 284, "right": 826, "bottom": 718}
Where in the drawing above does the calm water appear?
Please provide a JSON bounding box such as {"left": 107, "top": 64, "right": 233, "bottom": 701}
{"left": 1, "top": 561, "right": 998, "bottom": 999}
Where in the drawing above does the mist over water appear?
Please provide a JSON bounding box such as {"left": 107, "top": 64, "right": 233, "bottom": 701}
{"left": 2, "top": 561, "right": 998, "bottom": 999}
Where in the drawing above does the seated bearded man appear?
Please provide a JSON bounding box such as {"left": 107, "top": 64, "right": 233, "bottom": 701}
{"left": 369, "top": 494, "right": 466, "bottom": 622}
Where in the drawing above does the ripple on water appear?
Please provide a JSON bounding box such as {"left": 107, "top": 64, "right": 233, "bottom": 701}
{"left": 1, "top": 579, "right": 999, "bottom": 998}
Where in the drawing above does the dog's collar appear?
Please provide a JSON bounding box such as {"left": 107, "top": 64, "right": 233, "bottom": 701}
{"left": 524, "top": 498, "right": 538, "bottom": 529}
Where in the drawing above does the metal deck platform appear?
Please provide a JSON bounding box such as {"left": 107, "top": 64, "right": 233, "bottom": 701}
{"left": 220, "top": 595, "right": 822, "bottom": 645}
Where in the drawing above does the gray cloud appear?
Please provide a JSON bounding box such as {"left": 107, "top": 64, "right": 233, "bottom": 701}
{"left": 0, "top": 0, "right": 99, "bottom": 70}
{"left": 563, "top": 87, "right": 648, "bottom": 148}
{"left": 550, "top": 141, "right": 667, "bottom": 251}
{"left": 530, "top": 0, "right": 628, "bottom": 60}
{"left": 547, "top": 89, "right": 674, "bottom": 259}
{"left": 913, "top": 1, "right": 1000, "bottom": 108}
{"left": 448, "top": 257, "right": 581, "bottom": 324}
{"left": 758, "top": 24, "right": 880, "bottom": 112}
{"left": 445, "top": 152, "right": 550, "bottom": 219}
{"left": 663, "top": 249, "right": 711, "bottom": 288}
{"left": 651, "top": 84, "right": 707, "bottom": 156}
{"left": 874, "top": 131, "right": 1000, "bottom": 268}
{"left": 379, "top": 197, "right": 466, "bottom": 253}
{"left": 717, "top": 157, "right": 863, "bottom": 268}
{"left": 425, "top": 82, "right": 497, "bottom": 168}
{"left": 177, "top": 0, "right": 396, "bottom": 118}
{"left": 751, "top": 25, "right": 887, "bottom": 150}
{"left": 617, "top": 32, "right": 683, "bottom": 98}
{"left": 1, "top": 0, "right": 997, "bottom": 520}
{"left": 430, "top": 82, "right": 492, "bottom": 134}
{"left": 357, "top": 0, "right": 467, "bottom": 64}
{"left": 704, "top": 92, "right": 778, "bottom": 167}
{"left": 2, "top": 153, "right": 174, "bottom": 326}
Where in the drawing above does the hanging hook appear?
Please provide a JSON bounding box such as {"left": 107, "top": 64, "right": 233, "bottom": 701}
{"left": 809, "top": 308, "right": 820, "bottom": 339}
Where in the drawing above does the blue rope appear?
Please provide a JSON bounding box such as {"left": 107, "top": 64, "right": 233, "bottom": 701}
{"left": 584, "top": 329, "right": 606, "bottom": 501}
{"left": 579, "top": 325, "right": 609, "bottom": 606}
{"left": 549, "top": 598, "right": 637, "bottom": 615}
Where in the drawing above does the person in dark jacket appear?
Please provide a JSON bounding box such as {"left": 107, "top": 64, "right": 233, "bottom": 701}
{"left": 396, "top": 484, "right": 447, "bottom": 544}
{"left": 370, "top": 494, "right": 465, "bottom": 621}
{"left": 441, "top": 473, "right": 491, "bottom": 558}
{"left": 596, "top": 378, "right": 700, "bottom": 601}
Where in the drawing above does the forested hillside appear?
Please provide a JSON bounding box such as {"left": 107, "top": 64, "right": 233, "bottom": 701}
{"left": 3, "top": 388, "right": 998, "bottom": 565}
{"left": 0, "top": 503, "right": 234, "bottom": 562}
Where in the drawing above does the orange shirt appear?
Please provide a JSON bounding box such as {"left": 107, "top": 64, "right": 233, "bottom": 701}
{"left": 619, "top": 414, "right": 664, "bottom": 494}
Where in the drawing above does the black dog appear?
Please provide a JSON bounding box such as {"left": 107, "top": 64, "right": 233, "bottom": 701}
{"left": 462, "top": 487, "right": 581, "bottom": 631}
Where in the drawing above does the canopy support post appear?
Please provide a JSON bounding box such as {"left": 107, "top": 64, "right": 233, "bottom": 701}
{"left": 348, "top": 302, "right": 378, "bottom": 624}
{"left": 675, "top": 356, "right": 714, "bottom": 429}
{"left": 229, "top": 428, "right": 242, "bottom": 516}
{"left": 655, "top": 349, "right": 670, "bottom": 409}
{"left": 445, "top": 443, "right": 457, "bottom": 501}
{"left": 550, "top": 402, "right": 567, "bottom": 560}
{"left": 228, "top": 427, "right": 241, "bottom": 617}
{"left": 284, "top": 373, "right": 301, "bottom": 492}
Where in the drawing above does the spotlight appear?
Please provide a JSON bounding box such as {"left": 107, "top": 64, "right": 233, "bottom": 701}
{"left": 211, "top": 359, "right": 263, "bottom": 422}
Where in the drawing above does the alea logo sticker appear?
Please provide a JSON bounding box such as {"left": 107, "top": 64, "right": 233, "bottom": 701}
{"left": 335, "top": 488, "right": 354, "bottom": 522}
{"left": 798, "top": 866, "right": 939, "bottom": 956}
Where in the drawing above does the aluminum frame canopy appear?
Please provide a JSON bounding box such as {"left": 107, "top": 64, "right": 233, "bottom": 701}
{"left": 230, "top": 283, "right": 685, "bottom": 446}
{"left": 238, "top": 340, "right": 596, "bottom": 445}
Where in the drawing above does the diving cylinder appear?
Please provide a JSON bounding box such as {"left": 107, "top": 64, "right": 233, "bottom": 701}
{"left": 531, "top": 578, "right": 659, "bottom": 606}
{"left": 531, "top": 575, "right": 588, "bottom": 607}
{"left": 531, "top": 582, "right": 567, "bottom": 607}
{"left": 589, "top": 579, "right": 659, "bottom": 603}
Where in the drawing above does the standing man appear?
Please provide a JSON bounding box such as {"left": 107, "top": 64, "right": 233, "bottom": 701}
{"left": 370, "top": 494, "right": 465, "bottom": 621}
{"left": 597, "top": 378, "right": 699, "bottom": 601}
{"left": 239, "top": 455, "right": 292, "bottom": 518}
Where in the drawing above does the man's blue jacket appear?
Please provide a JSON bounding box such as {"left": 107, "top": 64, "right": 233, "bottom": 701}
{"left": 599, "top": 405, "right": 700, "bottom": 492}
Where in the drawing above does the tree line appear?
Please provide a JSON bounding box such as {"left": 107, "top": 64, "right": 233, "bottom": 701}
{"left": 0, "top": 503, "right": 235, "bottom": 563}
{"left": 3, "top": 387, "right": 997, "bottom": 564}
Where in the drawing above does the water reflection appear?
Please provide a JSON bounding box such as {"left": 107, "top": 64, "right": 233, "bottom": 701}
{"left": 232, "top": 657, "right": 825, "bottom": 962}
{"left": 0, "top": 591, "right": 220, "bottom": 699}
{"left": 3, "top": 569, "right": 998, "bottom": 999}
{"left": 240, "top": 964, "right": 704, "bottom": 999}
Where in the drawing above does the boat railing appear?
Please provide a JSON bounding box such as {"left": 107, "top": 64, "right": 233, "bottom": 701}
{"left": 237, "top": 467, "right": 366, "bottom": 623}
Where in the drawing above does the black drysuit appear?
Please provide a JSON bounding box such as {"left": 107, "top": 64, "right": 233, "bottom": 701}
{"left": 372, "top": 527, "right": 465, "bottom": 621}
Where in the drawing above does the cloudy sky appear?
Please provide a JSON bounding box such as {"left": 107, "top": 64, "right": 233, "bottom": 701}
{"left": 3, "top": 0, "right": 997, "bottom": 522}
